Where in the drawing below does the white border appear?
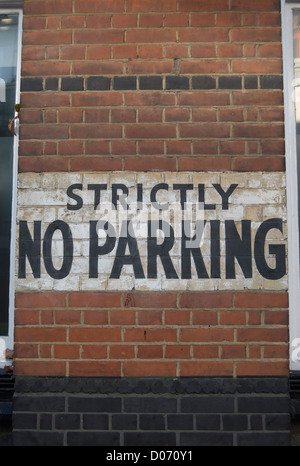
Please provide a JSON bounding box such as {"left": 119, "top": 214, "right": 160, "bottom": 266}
{"left": 281, "top": 1, "right": 300, "bottom": 371}
{"left": 0, "top": 8, "right": 23, "bottom": 366}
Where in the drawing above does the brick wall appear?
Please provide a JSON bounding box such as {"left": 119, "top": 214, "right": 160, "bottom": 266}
{"left": 13, "top": 0, "right": 291, "bottom": 446}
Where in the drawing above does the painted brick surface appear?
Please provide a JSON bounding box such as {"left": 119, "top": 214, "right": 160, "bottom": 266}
{"left": 16, "top": 171, "right": 287, "bottom": 292}
{"left": 15, "top": 0, "right": 288, "bottom": 380}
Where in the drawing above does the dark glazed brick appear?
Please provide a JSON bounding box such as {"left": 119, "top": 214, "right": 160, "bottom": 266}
{"left": 112, "top": 414, "right": 137, "bottom": 430}
{"left": 87, "top": 76, "right": 111, "bottom": 90}
{"left": 167, "top": 414, "right": 193, "bottom": 430}
{"left": 13, "top": 395, "right": 65, "bottom": 413}
{"left": 45, "top": 78, "right": 59, "bottom": 91}
{"left": 265, "top": 414, "right": 291, "bottom": 431}
{"left": 192, "top": 76, "right": 216, "bottom": 89}
{"left": 68, "top": 396, "right": 121, "bottom": 413}
{"left": 14, "top": 431, "right": 64, "bottom": 446}
{"left": 55, "top": 414, "right": 80, "bottom": 430}
{"left": 222, "top": 414, "right": 248, "bottom": 431}
{"left": 114, "top": 76, "right": 136, "bottom": 90}
{"left": 124, "top": 432, "right": 176, "bottom": 446}
{"left": 67, "top": 432, "right": 120, "bottom": 446}
{"left": 237, "top": 432, "right": 290, "bottom": 446}
{"left": 83, "top": 414, "right": 109, "bottom": 430}
{"left": 40, "top": 414, "right": 52, "bottom": 430}
{"left": 195, "top": 414, "right": 221, "bottom": 430}
{"left": 12, "top": 413, "right": 37, "bottom": 430}
{"left": 219, "top": 76, "right": 242, "bottom": 89}
{"left": 238, "top": 396, "right": 290, "bottom": 414}
{"left": 124, "top": 397, "right": 177, "bottom": 413}
{"left": 180, "top": 432, "right": 233, "bottom": 446}
{"left": 244, "top": 76, "right": 258, "bottom": 89}
{"left": 250, "top": 415, "right": 263, "bottom": 430}
{"left": 61, "top": 77, "right": 84, "bottom": 91}
{"left": 21, "top": 78, "right": 43, "bottom": 92}
{"left": 139, "top": 76, "right": 163, "bottom": 90}
{"left": 140, "top": 414, "right": 165, "bottom": 430}
{"left": 166, "top": 76, "right": 189, "bottom": 89}
{"left": 181, "top": 396, "right": 234, "bottom": 413}
{"left": 260, "top": 75, "right": 283, "bottom": 89}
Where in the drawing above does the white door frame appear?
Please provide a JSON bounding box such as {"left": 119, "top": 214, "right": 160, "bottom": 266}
{"left": 282, "top": 0, "right": 300, "bottom": 372}
{"left": 0, "top": 7, "right": 23, "bottom": 366}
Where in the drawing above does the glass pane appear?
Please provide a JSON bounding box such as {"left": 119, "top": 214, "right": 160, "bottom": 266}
{"left": 0, "top": 13, "right": 19, "bottom": 335}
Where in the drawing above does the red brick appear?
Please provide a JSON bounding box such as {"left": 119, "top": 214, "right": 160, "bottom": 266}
{"left": 86, "top": 46, "right": 111, "bottom": 60}
{"left": 69, "top": 292, "right": 122, "bottom": 308}
{"left": 138, "top": 108, "right": 162, "bottom": 123}
{"left": 112, "top": 14, "right": 137, "bottom": 28}
{"left": 111, "top": 109, "right": 136, "bottom": 123}
{"left": 71, "top": 157, "right": 122, "bottom": 171}
{"left": 165, "top": 13, "right": 189, "bottom": 27}
{"left": 178, "top": 91, "right": 230, "bottom": 107}
{"left": 166, "top": 108, "right": 190, "bottom": 122}
{"left": 126, "top": 60, "right": 173, "bottom": 74}
{"left": 22, "top": 46, "right": 45, "bottom": 61}
{"left": 165, "top": 310, "right": 191, "bottom": 325}
{"left": 232, "top": 59, "right": 282, "bottom": 74}
{"left": 74, "top": 30, "right": 124, "bottom": 44}
{"left": 124, "top": 328, "right": 177, "bottom": 342}
{"left": 62, "top": 15, "right": 85, "bottom": 29}
{"left": 24, "top": 0, "right": 73, "bottom": 14}
{"left": 20, "top": 125, "right": 69, "bottom": 140}
{"left": 139, "top": 14, "right": 164, "bottom": 28}
{"left": 138, "top": 140, "right": 164, "bottom": 155}
{"left": 231, "top": 0, "right": 280, "bottom": 12}
{"left": 165, "top": 345, "right": 190, "bottom": 359}
{"left": 126, "top": 29, "right": 176, "bottom": 43}
{"left": 72, "top": 92, "right": 123, "bottom": 107}
{"left": 139, "top": 44, "right": 163, "bottom": 59}
{"left": 15, "top": 327, "right": 67, "bottom": 342}
{"left": 19, "top": 157, "right": 69, "bottom": 173}
{"left": 112, "top": 45, "right": 137, "bottom": 59}
{"left": 55, "top": 310, "right": 81, "bottom": 325}
{"left": 125, "top": 124, "right": 176, "bottom": 139}
{"left": 86, "top": 15, "right": 111, "bottom": 28}
{"left": 137, "top": 310, "right": 162, "bottom": 325}
{"left": 69, "top": 361, "right": 121, "bottom": 377}
{"left": 19, "top": 141, "right": 43, "bottom": 156}
{"left": 221, "top": 345, "right": 246, "bottom": 359}
{"left": 21, "top": 93, "right": 70, "bottom": 108}
{"left": 69, "top": 328, "right": 122, "bottom": 342}
{"left": 125, "top": 157, "right": 176, "bottom": 171}
{"left": 178, "top": 0, "right": 229, "bottom": 11}
{"left": 125, "top": 292, "right": 178, "bottom": 308}
{"left": 179, "top": 156, "right": 231, "bottom": 171}
{"left": 235, "top": 292, "right": 288, "bottom": 309}
{"left": 110, "top": 310, "right": 136, "bottom": 325}
{"left": 54, "top": 345, "right": 80, "bottom": 359}
{"left": 125, "top": 91, "right": 175, "bottom": 107}
{"left": 233, "top": 156, "right": 285, "bottom": 171}
{"left": 179, "top": 28, "right": 229, "bottom": 43}
{"left": 191, "top": 13, "right": 215, "bottom": 27}
{"left": 127, "top": 0, "right": 177, "bottom": 12}
{"left": 191, "top": 44, "right": 216, "bottom": 58}
{"left": 123, "top": 361, "right": 176, "bottom": 376}
{"left": 193, "top": 345, "right": 219, "bottom": 359}
{"left": 14, "top": 361, "right": 67, "bottom": 377}
{"left": 232, "top": 90, "right": 283, "bottom": 106}
{"left": 181, "top": 328, "right": 234, "bottom": 342}
{"left": 180, "top": 59, "right": 229, "bottom": 74}
{"left": 180, "top": 123, "right": 230, "bottom": 139}
{"left": 83, "top": 310, "right": 109, "bottom": 325}
{"left": 193, "top": 141, "right": 219, "bottom": 155}
{"left": 166, "top": 140, "right": 192, "bottom": 155}
{"left": 109, "top": 345, "right": 135, "bottom": 359}
{"left": 81, "top": 345, "right": 108, "bottom": 359}
{"left": 71, "top": 125, "right": 122, "bottom": 140}
{"left": 85, "top": 141, "right": 110, "bottom": 155}
{"left": 59, "top": 108, "right": 83, "bottom": 123}
{"left": 192, "top": 311, "right": 218, "bottom": 326}
{"left": 22, "top": 61, "right": 70, "bottom": 76}
{"left": 218, "top": 44, "right": 243, "bottom": 58}
{"left": 233, "top": 123, "right": 284, "bottom": 139}
{"left": 111, "top": 140, "right": 136, "bottom": 155}
{"left": 75, "top": 0, "right": 125, "bottom": 13}
{"left": 137, "top": 345, "right": 163, "bottom": 359}
{"left": 179, "top": 362, "right": 233, "bottom": 377}
{"left": 73, "top": 60, "right": 123, "bottom": 75}
{"left": 217, "top": 12, "right": 241, "bottom": 26}
{"left": 236, "top": 361, "right": 288, "bottom": 376}
{"left": 23, "top": 30, "right": 72, "bottom": 46}
{"left": 15, "top": 292, "right": 67, "bottom": 309}
{"left": 165, "top": 44, "right": 189, "bottom": 58}
{"left": 180, "top": 292, "right": 233, "bottom": 309}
